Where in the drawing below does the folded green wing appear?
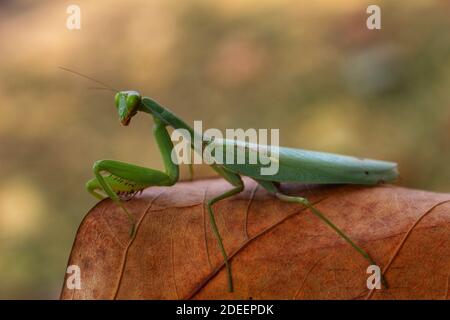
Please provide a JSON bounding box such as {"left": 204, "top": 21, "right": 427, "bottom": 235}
{"left": 212, "top": 139, "right": 398, "bottom": 184}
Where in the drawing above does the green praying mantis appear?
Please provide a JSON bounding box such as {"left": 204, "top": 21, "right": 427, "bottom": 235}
{"left": 62, "top": 67, "right": 398, "bottom": 292}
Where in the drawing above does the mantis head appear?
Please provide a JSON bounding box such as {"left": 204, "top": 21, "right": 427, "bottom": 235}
{"left": 115, "top": 91, "right": 142, "bottom": 126}
{"left": 58, "top": 67, "right": 143, "bottom": 126}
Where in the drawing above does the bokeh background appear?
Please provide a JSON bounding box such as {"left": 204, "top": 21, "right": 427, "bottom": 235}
{"left": 0, "top": 0, "right": 449, "bottom": 298}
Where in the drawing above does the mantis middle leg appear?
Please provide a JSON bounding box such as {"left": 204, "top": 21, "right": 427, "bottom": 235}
{"left": 207, "top": 166, "right": 244, "bottom": 292}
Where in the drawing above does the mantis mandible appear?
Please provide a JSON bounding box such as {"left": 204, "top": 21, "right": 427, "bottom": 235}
{"left": 63, "top": 68, "right": 398, "bottom": 292}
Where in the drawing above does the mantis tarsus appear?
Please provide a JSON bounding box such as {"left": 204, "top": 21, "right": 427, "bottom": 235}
{"left": 63, "top": 68, "right": 399, "bottom": 292}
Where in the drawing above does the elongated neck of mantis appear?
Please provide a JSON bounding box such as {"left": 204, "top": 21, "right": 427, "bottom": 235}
{"left": 140, "top": 97, "right": 202, "bottom": 144}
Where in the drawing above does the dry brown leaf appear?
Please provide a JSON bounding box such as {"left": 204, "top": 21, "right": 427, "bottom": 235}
{"left": 60, "top": 177, "right": 450, "bottom": 300}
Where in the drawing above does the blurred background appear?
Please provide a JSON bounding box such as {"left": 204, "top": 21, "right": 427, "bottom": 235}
{"left": 0, "top": 0, "right": 449, "bottom": 298}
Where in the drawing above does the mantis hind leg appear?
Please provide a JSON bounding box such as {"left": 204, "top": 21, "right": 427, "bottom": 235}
{"left": 207, "top": 166, "right": 244, "bottom": 292}
{"left": 255, "top": 179, "right": 387, "bottom": 288}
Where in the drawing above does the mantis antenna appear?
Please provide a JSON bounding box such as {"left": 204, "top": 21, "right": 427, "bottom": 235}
{"left": 87, "top": 86, "right": 117, "bottom": 92}
{"left": 58, "top": 66, "right": 118, "bottom": 92}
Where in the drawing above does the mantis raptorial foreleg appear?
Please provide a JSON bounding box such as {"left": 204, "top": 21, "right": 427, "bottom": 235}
{"left": 255, "top": 179, "right": 387, "bottom": 288}
{"left": 85, "top": 117, "right": 179, "bottom": 236}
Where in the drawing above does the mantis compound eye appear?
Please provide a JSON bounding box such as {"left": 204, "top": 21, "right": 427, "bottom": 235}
{"left": 126, "top": 92, "right": 141, "bottom": 110}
